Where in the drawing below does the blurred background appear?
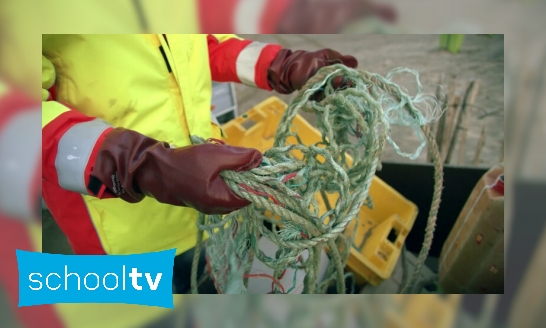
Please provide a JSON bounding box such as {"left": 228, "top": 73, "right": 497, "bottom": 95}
{"left": 234, "top": 34, "right": 504, "bottom": 167}
{"left": 1, "top": 0, "right": 545, "bottom": 327}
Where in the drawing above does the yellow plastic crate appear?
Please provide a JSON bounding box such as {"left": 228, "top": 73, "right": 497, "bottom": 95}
{"left": 222, "top": 97, "right": 418, "bottom": 286}
{"left": 389, "top": 295, "right": 461, "bottom": 328}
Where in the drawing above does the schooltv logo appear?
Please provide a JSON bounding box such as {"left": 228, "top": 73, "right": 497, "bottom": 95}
{"left": 16, "top": 249, "right": 175, "bottom": 308}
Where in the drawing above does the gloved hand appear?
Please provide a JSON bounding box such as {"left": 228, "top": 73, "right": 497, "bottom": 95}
{"left": 267, "top": 48, "right": 358, "bottom": 99}
{"left": 89, "top": 128, "right": 262, "bottom": 215}
{"left": 276, "top": 0, "right": 397, "bottom": 34}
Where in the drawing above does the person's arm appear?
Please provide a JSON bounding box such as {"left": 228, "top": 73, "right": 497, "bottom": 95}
{"left": 207, "top": 34, "right": 358, "bottom": 95}
{"left": 42, "top": 55, "right": 116, "bottom": 198}
{"left": 42, "top": 55, "right": 262, "bottom": 215}
{"left": 207, "top": 34, "right": 282, "bottom": 90}
{"left": 197, "top": 0, "right": 293, "bottom": 34}
{"left": 275, "top": 0, "right": 396, "bottom": 34}
{"left": 0, "top": 82, "right": 41, "bottom": 221}
{"left": 198, "top": 0, "right": 395, "bottom": 34}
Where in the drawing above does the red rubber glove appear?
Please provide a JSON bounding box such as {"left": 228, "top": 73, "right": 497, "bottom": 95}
{"left": 89, "top": 128, "right": 262, "bottom": 215}
{"left": 276, "top": 0, "right": 397, "bottom": 34}
{"left": 267, "top": 48, "right": 358, "bottom": 95}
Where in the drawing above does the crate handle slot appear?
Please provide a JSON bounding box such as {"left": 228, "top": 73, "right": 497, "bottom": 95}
{"left": 241, "top": 119, "right": 257, "bottom": 131}
{"left": 387, "top": 227, "right": 399, "bottom": 244}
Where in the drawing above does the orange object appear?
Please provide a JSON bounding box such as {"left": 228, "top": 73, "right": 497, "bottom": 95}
{"left": 439, "top": 164, "right": 504, "bottom": 293}
{"left": 493, "top": 174, "right": 504, "bottom": 195}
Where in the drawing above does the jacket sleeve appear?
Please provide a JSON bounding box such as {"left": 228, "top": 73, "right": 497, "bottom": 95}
{"left": 41, "top": 55, "right": 116, "bottom": 199}
{"left": 207, "top": 34, "right": 283, "bottom": 90}
{"left": 198, "top": 0, "right": 293, "bottom": 34}
{"left": 0, "top": 82, "right": 41, "bottom": 221}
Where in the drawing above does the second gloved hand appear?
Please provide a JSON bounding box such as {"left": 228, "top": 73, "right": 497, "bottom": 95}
{"left": 267, "top": 48, "right": 358, "bottom": 95}
{"left": 89, "top": 128, "right": 262, "bottom": 215}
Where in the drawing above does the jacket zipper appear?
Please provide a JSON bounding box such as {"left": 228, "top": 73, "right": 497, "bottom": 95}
{"left": 132, "top": 0, "right": 149, "bottom": 32}
{"left": 158, "top": 45, "right": 172, "bottom": 73}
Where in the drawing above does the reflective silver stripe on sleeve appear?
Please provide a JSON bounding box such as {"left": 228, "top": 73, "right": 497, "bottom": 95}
{"left": 55, "top": 119, "right": 112, "bottom": 194}
{"left": 0, "top": 108, "right": 41, "bottom": 220}
{"left": 234, "top": 0, "right": 267, "bottom": 34}
{"left": 236, "top": 41, "right": 268, "bottom": 87}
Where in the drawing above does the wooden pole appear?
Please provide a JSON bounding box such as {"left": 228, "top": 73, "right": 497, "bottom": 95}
{"left": 446, "top": 79, "right": 481, "bottom": 164}
{"left": 442, "top": 94, "right": 461, "bottom": 163}
{"left": 428, "top": 73, "right": 445, "bottom": 162}
{"left": 457, "top": 80, "right": 481, "bottom": 165}
{"left": 473, "top": 126, "right": 486, "bottom": 165}
{"left": 436, "top": 73, "right": 446, "bottom": 110}
{"left": 436, "top": 79, "right": 457, "bottom": 161}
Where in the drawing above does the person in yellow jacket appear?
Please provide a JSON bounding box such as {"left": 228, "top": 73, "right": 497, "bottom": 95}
{"left": 42, "top": 34, "right": 358, "bottom": 294}
{"left": 0, "top": 80, "right": 187, "bottom": 328}
{"left": 40, "top": 0, "right": 396, "bottom": 34}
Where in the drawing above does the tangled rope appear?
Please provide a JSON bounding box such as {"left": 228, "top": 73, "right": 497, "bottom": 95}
{"left": 189, "top": 295, "right": 396, "bottom": 327}
{"left": 190, "top": 64, "right": 444, "bottom": 294}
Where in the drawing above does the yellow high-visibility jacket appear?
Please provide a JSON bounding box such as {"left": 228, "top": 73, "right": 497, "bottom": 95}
{"left": 0, "top": 80, "right": 182, "bottom": 328}
{"left": 39, "top": 0, "right": 293, "bottom": 34}
{"left": 42, "top": 34, "right": 282, "bottom": 256}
